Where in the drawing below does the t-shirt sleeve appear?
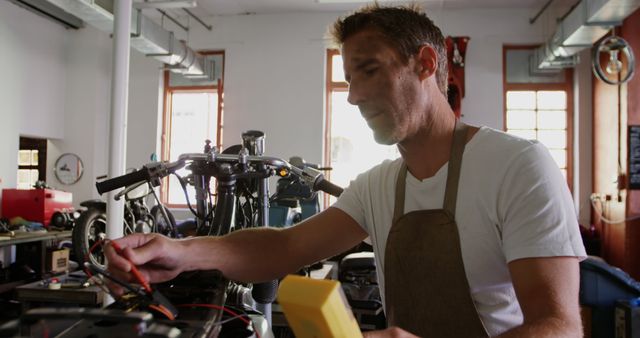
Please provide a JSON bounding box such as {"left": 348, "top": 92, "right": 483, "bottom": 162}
{"left": 332, "top": 173, "right": 370, "bottom": 234}
{"left": 498, "top": 142, "right": 586, "bottom": 263}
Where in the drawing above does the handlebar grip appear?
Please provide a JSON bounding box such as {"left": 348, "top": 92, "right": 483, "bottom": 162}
{"left": 95, "top": 169, "right": 150, "bottom": 195}
{"left": 315, "top": 178, "right": 344, "bottom": 197}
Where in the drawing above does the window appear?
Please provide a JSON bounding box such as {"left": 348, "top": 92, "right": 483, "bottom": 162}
{"left": 503, "top": 46, "right": 573, "bottom": 190}
{"left": 161, "top": 51, "right": 224, "bottom": 207}
{"left": 325, "top": 50, "right": 400, "bottom": 204}
{"left": 17, "top": 137, "right": 47, "bottom": 189}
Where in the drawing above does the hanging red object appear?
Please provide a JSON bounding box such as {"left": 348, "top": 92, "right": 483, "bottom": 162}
{"left": 445, "top": 36, "right": 469, "bottom": 118}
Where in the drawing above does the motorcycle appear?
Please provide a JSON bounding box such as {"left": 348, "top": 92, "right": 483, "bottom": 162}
{"left": 72, "top": 179, "right": 176, "bottom": 269}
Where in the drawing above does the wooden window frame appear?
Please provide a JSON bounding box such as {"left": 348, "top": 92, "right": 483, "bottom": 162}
{"left": 325, "top": 49, "right": 348, "bottom": 169}
{"left": 19, "top": 137, "right": 47, "bottom": 184}
{"left": 324, "top": 49, "right": 349, "bottom": 208}
{"left": 502, "top": 45, "right": 574, "bottom": 192}
{"left": 160, "top": 50, "right": 225, "bottom": 208}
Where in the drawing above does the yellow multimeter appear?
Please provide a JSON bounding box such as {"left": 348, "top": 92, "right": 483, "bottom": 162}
{"left": 277, "top": 275, "right": 363, "bottom": 338}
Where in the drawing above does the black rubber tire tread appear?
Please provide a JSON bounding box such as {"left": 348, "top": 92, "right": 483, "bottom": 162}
{"left": 72, "top": 208, "right": 107, "bottom": 270}
{"left": 150, "top": 205, "right": 177, "bottom": 236}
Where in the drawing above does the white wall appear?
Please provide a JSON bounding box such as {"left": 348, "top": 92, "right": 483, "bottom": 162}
{"left": 126, "top": 51, "right": 164, "bottom": 170}
{"left": 0, "top": 1, "right": 68, "bottom": 211}
{"left": 0, "top": 4, "right": 594, "bottom": 217}
{"left": 46, "top": 23, "right": 113, "bottom": 204}
{"left": 0, "top": 2, "right": 67, "bottom": 142}
{"left": 151, "top": 8, "right": 549, "bottom": 167}
{"left": 182, "top": 12, "right": 333, "bottom": 165}
{"left": 436, "top": 9, "right": 545, "bottom": 127}
{"left": 0, "top": 1, "right": 163, "bottom": 208}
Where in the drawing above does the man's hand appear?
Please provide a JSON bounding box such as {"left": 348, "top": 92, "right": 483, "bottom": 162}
{"left": 105, "top": 233, "right": 185, "bottom": 295}
{"left": 363, "top": 327, "right": 419, "bottom": 338}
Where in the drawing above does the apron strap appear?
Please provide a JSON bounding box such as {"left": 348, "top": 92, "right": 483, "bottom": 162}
{"left": 393, "top": 162, "right": 408, "bottom": 224}
{"left": 393, "top": 121, "right": 469, "bottom": 222}
{"left": 443, "top": 120, "right": 469, "bottom": 216}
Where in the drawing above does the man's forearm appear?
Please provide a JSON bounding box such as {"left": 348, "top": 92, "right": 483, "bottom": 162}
{"left": 496, "top": 316, "right": 582, "bottom": 338}
{"left": 178, "top": 227, "right": 302, "bottom": 282}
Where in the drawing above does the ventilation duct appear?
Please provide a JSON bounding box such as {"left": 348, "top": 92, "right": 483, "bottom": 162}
{"left": 44, "top": 0, "right": 215, "bottom": 80}
{"left": 46, "top": 0, "right": 114, "bottom": 32}
{"left": 534, "top": 0, "right": 640, "bottom": 70}
{"left": 532, "top": 41, "right": 580, "bottom": 71}
{"left": 9, "top": 0, "right": 84, "bottom": 29}
{"left": 129, "top": 13, "right": 205, "bottom": 76}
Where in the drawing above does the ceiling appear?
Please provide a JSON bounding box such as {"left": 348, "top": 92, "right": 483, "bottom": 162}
{"left": 145, "top": 0, "right": 578, "bottom": 18}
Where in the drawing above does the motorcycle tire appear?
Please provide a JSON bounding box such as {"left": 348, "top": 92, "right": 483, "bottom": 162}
{"left": 150, "top": 205, "right": 177, "bottom": 236}
{"left": 72, "top": 208, "right": 108, "bottom": 270}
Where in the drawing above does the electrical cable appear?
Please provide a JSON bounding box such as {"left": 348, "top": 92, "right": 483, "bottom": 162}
{"left": 175, "top": 172, "right": 215, "bottom": 225}
{"left": 590, "top": 197, "right": 640, "bottom": 224}
{"left": 148, "top": 304, "right": 176, "bottom": 321}
{"left": 210, "top": 313, "right": 253, "bottom": 326}
{"left": 85, "top": 260, "right": 177, "bottom": 321}
{"left": 175, "top": 173, "right": 203, "bottom": 219}
{"left": 84, "top": 262, "right": 145, "bottom": 296}
{"left": 84, "top": 239, "right": 105, "bottom": 277}
{"left": 88, "top": 275, "right": 111, "bottom": 294}
{"left": 207, "top": 189, "right": 218, "bottom": 236}
{"left": 176, "top": 304, "right": 261, "bottom": 338}
{"left": 40, "top": 320, "right": 50, "bottom": 338}
{"left": 110, "top": 241, "right": 152, "bottom": 293}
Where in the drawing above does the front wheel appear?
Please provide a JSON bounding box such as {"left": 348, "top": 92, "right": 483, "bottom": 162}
{"left": 150, "top": 205, "right": 177, "bottom": 236}
{"left": 72, "top": 208, "right": 107, "bottom": 270}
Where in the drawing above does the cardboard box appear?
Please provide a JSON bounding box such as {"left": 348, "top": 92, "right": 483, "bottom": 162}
{"left": 47, "top": 249, "right": 69, "bottom": 274}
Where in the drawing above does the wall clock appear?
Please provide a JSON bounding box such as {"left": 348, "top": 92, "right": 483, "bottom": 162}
{"left": 54, "top": 153, "right": 84, "bottom": 185}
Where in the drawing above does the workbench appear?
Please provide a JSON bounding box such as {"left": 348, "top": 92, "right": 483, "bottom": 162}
{"left": 0, "top": 230, "right": 72, "bottom": 294}
{"left": 15, "top": 272, "right": 104, "bottom": 312}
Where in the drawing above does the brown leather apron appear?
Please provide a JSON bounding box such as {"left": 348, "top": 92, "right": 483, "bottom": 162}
{"left": 383, "top": 121, "right": 489, "bottom": 337}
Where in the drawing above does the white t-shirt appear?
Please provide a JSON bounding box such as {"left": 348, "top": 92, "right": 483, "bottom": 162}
{"left": 333, "top": 126, "right": 586, "bottom": 336}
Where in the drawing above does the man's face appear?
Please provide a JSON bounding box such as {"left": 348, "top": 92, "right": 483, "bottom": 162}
{"left": 342, "top": 29, "right": 424, "bottom": 145}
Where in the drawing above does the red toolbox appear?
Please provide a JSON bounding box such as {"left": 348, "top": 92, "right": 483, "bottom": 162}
{"left": 1, "top": 189, "right": 73, "bottom": 226}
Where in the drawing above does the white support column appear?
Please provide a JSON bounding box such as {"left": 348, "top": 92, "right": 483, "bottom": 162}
{"left": 106, "top": 0, "right": 133, "bottom": 240}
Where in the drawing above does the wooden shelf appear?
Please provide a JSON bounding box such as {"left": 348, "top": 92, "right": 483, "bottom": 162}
{"left": 0, "top": 230, "right": 71, "bottom": 247}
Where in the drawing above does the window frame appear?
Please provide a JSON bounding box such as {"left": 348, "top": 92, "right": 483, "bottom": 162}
{"left": 160, "top": 50, "right": 224, "bottom": 208}
{"left": 18, "top": 137, "right": 47, "bottom": 189}
{"left": 325, "top": 49, "right": 349, "bottom": 170}
{"left": 325, "top": 49, "right": 403, "bottom": 207}
{"left": 502, "top": 45, "right": 574, "bottom": 192}
{"left": 325, "top": 49, "right": 349, "bottom": 207}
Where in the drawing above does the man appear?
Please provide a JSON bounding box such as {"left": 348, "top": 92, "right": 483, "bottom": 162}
{"left": 106, "top": 4, "right": 586, "bottom": 337}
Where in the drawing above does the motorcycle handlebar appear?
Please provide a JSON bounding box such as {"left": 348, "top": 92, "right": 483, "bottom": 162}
{"left": 315, "top": 178, "right": 344, "bottom": 197}
{"left": 289, "top": 166, "right": 343, "bottom": 197}
{"left": 176, "top": 153, "right": 288, "bottom": 168}
{"left": 94, "top": 152, "right": 343, "bottom": 197}
{"left": 96, "top": 169, "right": 150, "bottom": 195}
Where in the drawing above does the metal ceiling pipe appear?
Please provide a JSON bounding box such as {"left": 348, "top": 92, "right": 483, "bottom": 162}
{"left": 183, "top": 8, "right": 212, "bottom": 31}
{"left": 529, "top": 0, "right": 555, "bottom": 24}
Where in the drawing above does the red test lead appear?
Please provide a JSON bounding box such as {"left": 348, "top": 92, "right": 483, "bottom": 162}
{"left": 109, "top": 241, "right": 152, "bottom": 294}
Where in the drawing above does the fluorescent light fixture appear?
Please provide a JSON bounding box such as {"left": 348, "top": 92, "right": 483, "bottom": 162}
{"left": 134, "top": 0, "right": 197, "bottom": 9}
